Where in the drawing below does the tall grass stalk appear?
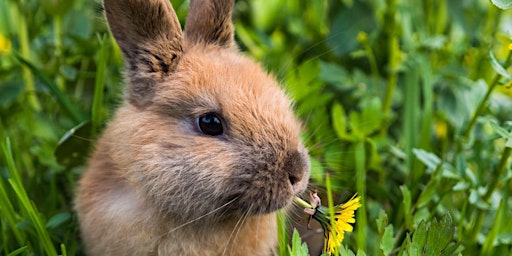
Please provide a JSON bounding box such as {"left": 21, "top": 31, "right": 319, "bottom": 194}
{"left": 325, "top": 173, "right": 339, "bottom": 254}
{"left": 1, "top": 138, "right": 58, "bottom": 256}
{"left": 354, "top": 141, "right": 366, "bottom": 251}
{"left": 54, "top": 14, "right": 65, "bottom": 91}
{"left": 277, "top": 210, "right": 288, "bottom": 256}
{"left": 91, "top": 34, "right": 110, "bottom": 137}
{"left": 15, "top": 2, "right": 40, "bottom": 111}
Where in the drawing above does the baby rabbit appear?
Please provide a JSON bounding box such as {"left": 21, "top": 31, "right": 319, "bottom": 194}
{"left": 75, "top": 0, "right": 310, "bottom": 255}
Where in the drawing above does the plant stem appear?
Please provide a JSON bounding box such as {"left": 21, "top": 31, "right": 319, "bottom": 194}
{"left": 294, "top": 196, "right": 313, "bottom": 209}
{"left": 461, "top": 49, "right": 512, "bottom": 139}
{"left": 381, "top": 0, "right": 399, "bottom": 136}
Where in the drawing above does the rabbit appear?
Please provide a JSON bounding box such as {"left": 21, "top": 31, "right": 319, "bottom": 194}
{"left": 74, "top": 0, "right": 310, "bottom": 255}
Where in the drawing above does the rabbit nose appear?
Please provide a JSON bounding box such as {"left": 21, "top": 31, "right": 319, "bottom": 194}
{"left": 284, "top": 150, "right": 306, "bottom": 186}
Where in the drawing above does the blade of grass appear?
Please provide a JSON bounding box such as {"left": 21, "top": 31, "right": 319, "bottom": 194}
{"left": 2, "top": 138, "right": 58, "bottom": 256}
{"left": 325, "top": 173, "right": 339, "bottom": 255}
{"left": 15, "top": 2, "right": 41, "bottom": 111}
{"left": 277, "top": 210, "right": 288, "bottom": 256}
{"left": 6, "top": 246, "right": 28, "bottom": 256}
{"left": 91, "top": 34, "right": 109, "bottom": 138}
{"left": 481, "top": 199, "right": 505, "bottom": 255}
{"left": 0, "top": 174, "right": 25, "bottom": 246}
{"left": 355, "top": 140, "right": 367, "bottom": 251}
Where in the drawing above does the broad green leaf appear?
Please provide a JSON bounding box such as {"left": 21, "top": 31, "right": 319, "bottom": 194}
{"left": 424, "top": 214, "right": 454, "bottom": 255}
{"left": 359, "top": 97, "right": 383, "bottom": 136}
{"left": 319, "top": 61, "right": 350, "bottom": 89}
{"left": 380, "top": 225, "right": 394, "bottom": 255}
{"left": 491, "top": 0, "right": 512, "bottom": 9}
{"left": 413, "top": 149, "right": 460, "bottom": 179}
{"left": 287, "top": 229, "right": 309, "bottom": 256}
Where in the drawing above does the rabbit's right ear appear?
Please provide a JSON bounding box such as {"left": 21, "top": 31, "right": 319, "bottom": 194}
{"left": 103, "top": 0, "right": 184, "bottom": 107}
{"left": 185, "top": 0, "right": 235, "bottom": 47}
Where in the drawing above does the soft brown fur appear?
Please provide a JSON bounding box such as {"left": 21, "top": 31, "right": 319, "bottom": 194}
{"left": 75, "top": 0, "right": 310, "bottom": 255}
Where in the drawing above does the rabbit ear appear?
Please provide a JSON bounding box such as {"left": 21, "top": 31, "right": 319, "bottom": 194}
{"left": 103, "top": 0, "right": 184, "bottom": 107}
{"left": 184, "top": 0, "right": 235, "bottom": 47}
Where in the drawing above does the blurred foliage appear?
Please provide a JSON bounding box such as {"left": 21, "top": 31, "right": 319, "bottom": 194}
{"left": 1, "top": 0, "right": 512, "bottom": 255}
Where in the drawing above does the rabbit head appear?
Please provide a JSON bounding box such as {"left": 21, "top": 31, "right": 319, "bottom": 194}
{"left": 101, "top": 0, "right": 310, "bottom": 223}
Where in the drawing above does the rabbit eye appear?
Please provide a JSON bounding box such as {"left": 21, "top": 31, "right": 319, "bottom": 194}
{"left": 196, "top": 113, "right": 224, "bottom": 136}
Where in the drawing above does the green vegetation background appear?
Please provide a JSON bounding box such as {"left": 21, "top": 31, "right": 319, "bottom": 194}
{"left": 1, "top": 0, "right": 512, "bottom": 255}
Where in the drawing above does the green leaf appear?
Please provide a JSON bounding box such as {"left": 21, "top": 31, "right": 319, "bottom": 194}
{"left": 490, "top": 51, "right": 512, "bottom": 79}
{"left": 332, "top": 103, "right": 353, "bottom": 140}
{"left": 359, "top": 97, "right": 383, "bottom": 136}
{"left": 491, "top": 0, "right": 512, "bottom": 9}
{"left": 380, "top": 225, "right": 394, "bottom": 255}
{"left": 287, "top": 229, "right": 309, "bottom": 256}
{"left": 401, "top": 185, "right": 412, "bottom": 229}
{"left": 338, "top": 245, "right": 356, "bottom": 256}
{"left": 46, "top": 212, "right": 71, "bottom": 229}
{"left": 412, "top": 149, "right": 460, "bottom": 179}
{"left": 489, "top": 121, "right": 512, "bottom": 148}
{"left": 424, "top": 214, "right": 455, "bottom": 255}
{"left": 319, "top": 61, "right": 350, "bottom": 89}
{"left": 411, "top": 221, "right": 428, "bottom": 254}
{"left": 416, "top": 177, "right": 440, "bottom": 208}
{"left": 376, "top": 209, "right": 388, "bottom": 235}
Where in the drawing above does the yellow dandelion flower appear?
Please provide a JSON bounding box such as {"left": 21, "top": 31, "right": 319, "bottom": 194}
{"left": 295, "top": 193, "right": 362, "bottom": 255}
{"left": 319, "top": 194, "right": 361, "bottom": 255}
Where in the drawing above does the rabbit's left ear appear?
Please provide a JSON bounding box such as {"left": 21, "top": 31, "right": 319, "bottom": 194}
{"left": 184, "top": 0, "right": 235, "bottom": 48}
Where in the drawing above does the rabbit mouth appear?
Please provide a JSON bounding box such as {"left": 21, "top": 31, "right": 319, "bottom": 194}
{"left": 225, "top": 173, "right": 307, "bottom": 215}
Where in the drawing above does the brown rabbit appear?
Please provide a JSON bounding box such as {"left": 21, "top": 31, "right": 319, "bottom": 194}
{"left": 75, "top": 0, "right": 310, "bottom": 255}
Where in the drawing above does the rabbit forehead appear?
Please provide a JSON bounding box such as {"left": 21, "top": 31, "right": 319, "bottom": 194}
{"left": 153, "top": 47, "right": 302, "bottom": 143}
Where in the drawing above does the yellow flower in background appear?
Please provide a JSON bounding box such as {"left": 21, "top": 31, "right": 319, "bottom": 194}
{"left": 295, "top": 193, "right": 362, "bottom": 255}
{"left": 0, "top": 33, "right": 12, "bottom": 53}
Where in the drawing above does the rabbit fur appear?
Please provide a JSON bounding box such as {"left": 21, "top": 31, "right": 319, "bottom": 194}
{"left": 75, "top": 0, "right": 310, "bottom": 255}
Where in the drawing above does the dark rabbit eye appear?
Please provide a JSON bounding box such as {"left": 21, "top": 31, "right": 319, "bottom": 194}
{"left": 196, "top": 113, "right": 224, "bottom": 136}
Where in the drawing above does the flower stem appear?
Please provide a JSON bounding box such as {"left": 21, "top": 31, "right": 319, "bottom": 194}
{"left": 294, "top": 196, "right": 313, "bottom": 209}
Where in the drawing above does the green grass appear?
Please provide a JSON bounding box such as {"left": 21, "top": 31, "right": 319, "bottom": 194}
{"left": 2, "top": 0, "right": 512, "bottom": 255}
